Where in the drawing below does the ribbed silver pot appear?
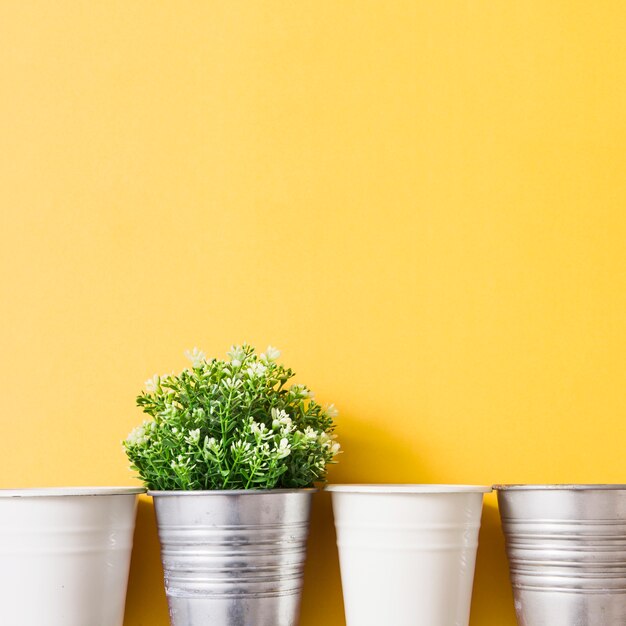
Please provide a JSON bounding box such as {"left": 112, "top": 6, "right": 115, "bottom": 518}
{"left": 495, "top": 485, "right": 626, "bottom": 626}
{"left": 149, "top": 489, "right": 316, "bottom": 626}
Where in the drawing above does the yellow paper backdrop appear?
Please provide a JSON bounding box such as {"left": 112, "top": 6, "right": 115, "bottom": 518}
{"left": 1, "top": 1, "right": 625, "bottom": 624}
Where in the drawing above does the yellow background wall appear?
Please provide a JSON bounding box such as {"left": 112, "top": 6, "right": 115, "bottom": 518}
{"left": 1, "top": 1, "right": 625, "bottom": 624}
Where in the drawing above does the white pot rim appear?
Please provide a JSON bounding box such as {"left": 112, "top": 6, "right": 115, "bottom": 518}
{"left": 325, "top": 484, "right": 491, "bottom": 494}
{"left": 0, "top": 487, "right": 146, "bottom": 498}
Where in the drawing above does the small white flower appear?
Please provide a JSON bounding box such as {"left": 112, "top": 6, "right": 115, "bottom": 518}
{"left": 205, "top": 437, "right": 219, "bottom": 453}
{"left": 325, "top": 403, "right": 339, "bottom": 419}
{"left": 126, "top": 423, "right": 147, "bottom": 446}
{"left": 246, "top": 362, "right": 267, "bottom": 378}
{"left": 250, "top": 420, "right": 266, "bottom": 436}
{"left": 187, "top": 428, "right": 201, "bottom": 443}
{"left": 317, "top": 431, "right": 339, "bottom": 456}
{"left": 222, "top": 377, "right": 243, "bottom": 390}
{"left": 261, "top": 345, "right": 281, "bottom": 361}
{"left": 303, "top": 426, "right": 318, "bottom": 440}
{"left": 231, "top": 440, "right": 252, "bottom": 458}
{"left": 318, "top": 431, "right": 333, "bottom": 446}
{"left": 144, "top": 374, "right": 160, "bottom": 393}
{"left": 270, "top": 408, "right": 293, "bottom": 432}
{"left": 290, "top": 384, "right": 311, "bottom": 400}
{"left": 170, "top": 455, "right": 187, "bottom": 469}
{"left": 162, "top": 402, "right": 178, "bottom": 418}
{"left": 185, "top": 347, "right": 206, "bottom": 368}
{"left": 172, "top": 427, "right": 178, "bottom": 434}
{"left": 227, "top": 345, "right": 246, "bottom": 364}
{"left": 276, "top": 437, "right": 291, "bottom": 458}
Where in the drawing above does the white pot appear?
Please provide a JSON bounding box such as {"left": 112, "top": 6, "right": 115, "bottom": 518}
{"left": 0, "top": 487, "right": 143, "bottom": 626}
{"left": 326, "top": 484, "right": 491, "bottom": 626}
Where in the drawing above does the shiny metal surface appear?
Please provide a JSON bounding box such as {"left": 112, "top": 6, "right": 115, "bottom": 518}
{"left": 496, "top": 485, "right": 626, "bottom": 626}
{"left": 150, "top": 489, "right": 315, "bottom": 626}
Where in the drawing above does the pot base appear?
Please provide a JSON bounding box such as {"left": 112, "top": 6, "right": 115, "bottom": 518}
{"left": 167, "top": 595, "right": 302, "bottom": 626}
{"left": 512, "top": 590, "right": 626, "bottom": 626}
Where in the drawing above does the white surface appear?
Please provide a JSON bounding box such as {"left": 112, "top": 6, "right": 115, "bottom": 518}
{"left": 326, "top": 484, "right": 491, "bottom": 494}
{"left": 0, "top": 490, "right": 139, "bottom": 626}
{"left": 330, "top": 487, "right": 486, "bottom": 626}
{"left": 0, "top": 486, "right": 145, "bottom": 497}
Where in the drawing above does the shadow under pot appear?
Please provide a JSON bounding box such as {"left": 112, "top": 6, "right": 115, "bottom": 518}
{"left": 495, "top": 484, "right": 626, "bottom": 626}
{"left": 326, "top": 484, "right": 491, "bottom": 626}
{"left": 0, "top": 486, "right": 143, "bottom": 626}
{"left": 150, "top": 488, "right": 316, "bottom": 626}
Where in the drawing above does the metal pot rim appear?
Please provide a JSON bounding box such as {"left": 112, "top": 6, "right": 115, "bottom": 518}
{"left": 325, "top": 484, "right": 492, "bottom": 494}
{"left": 494, "top": 484, "right": 626, "bottom": 491}
{"left": 0, "top": 486, "right": 146, "bottom": 498}
{"left": 148, "top": 488, "right": 318, "bottom": 496}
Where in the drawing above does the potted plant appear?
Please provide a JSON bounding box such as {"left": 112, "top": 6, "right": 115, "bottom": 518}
{"left": 124, "top": 344, "right": 340, "bottom": 626}
{"left": 0, "top": 486, "right": 143, "bottom": 626}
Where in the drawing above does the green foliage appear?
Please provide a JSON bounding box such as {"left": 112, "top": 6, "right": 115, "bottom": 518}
{"left": 124, "top": 344, "right": 340, "bottom": 491}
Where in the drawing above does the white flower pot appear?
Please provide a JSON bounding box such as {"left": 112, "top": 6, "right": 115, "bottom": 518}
{"left": 0, "top": 487, "right": 143, "bottom": 626}
{"left": 327, "top": 484, "right": 491, "bottom": 626}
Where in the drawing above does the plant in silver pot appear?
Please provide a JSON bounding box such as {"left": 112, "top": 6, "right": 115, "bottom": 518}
{"left": 124, "top": 344, "right": 340, "bottom": 626}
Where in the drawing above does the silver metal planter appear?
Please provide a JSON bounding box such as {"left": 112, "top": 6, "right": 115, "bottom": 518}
{"left": 495, "top": 484, "right": 626, "bottom": 626}
{"left": 149, "top": 489, "right": 316, "bottom": 626}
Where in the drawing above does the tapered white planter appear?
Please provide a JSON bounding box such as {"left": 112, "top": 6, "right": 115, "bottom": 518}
{"left": 327, "top": 484, "right": 491, "bottom": 626}
{"left": 0, "top": 487, "right": 143, "bottom": 626}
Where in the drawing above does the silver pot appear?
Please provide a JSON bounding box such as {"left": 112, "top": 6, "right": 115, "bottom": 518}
{"left": 149, "top": 489, "right": 315, "bottom": 626}
{"left": 495, "top": 484, "right": 626, "bottom": 626}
